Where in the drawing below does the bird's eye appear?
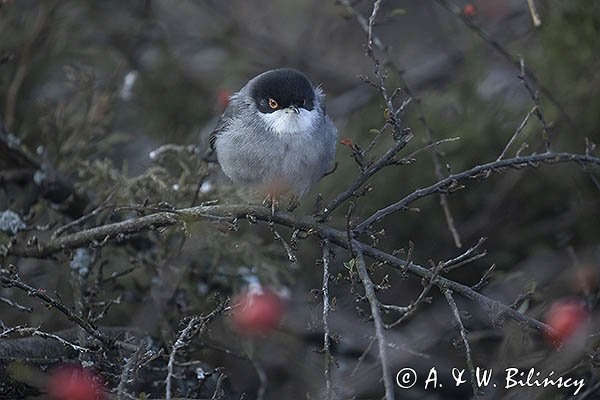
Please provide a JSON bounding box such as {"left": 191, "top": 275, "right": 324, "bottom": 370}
{"left": 268, "top": 98, "right": 279, "bottom": 109}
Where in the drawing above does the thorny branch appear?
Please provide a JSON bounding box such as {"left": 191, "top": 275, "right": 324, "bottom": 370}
{"left": 165, "top": 301, "right": 228, "bottom": 400}
{"left": 321, "top": 239, "right": 334, "bottom": 400}
{"left": 355, "top": 251, "right": 395, "bottom": 400}
{"left": 433, "top": 0, "right": 575, "bottom": 129}
{"left": 443, "top": 289, "right": 479, "bottom": 398}
{"left": 1, "top": 325, "right": 89, "bottom": 353}
{"left": 382, "top": 261, "right": 440, "bottom": 329}
{"left": 337, "top": 0, "right": 464, "bottom": 248}
{"left": 7, "top": 180, "right": 574, "bottom": 337}
{"left": 355, "top": 152, "right": 600, "bottom": 233}
{"left": 0, "top": 269, "right": 115, "bottom": 348}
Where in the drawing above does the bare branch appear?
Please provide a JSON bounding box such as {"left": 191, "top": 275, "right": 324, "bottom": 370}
{"left": 518, "top": 58, "right": 551, "bottom": 152}
{"left": 441, "top": 237, "right": 487, "bottom": 273}
{"left": 356, "top": 152, "right": 600, "bottom": 233}
{"left": 320, "top": 135, "right": 412, "bottom": 220}
{"left": 321, "top": 239, "right": 334, "bottom": 399}
{"left": 443, "top": 289, "right": 479, "bottom": 397}
{"left": 433, "top": 0, "right": 574, "bottom": 129}
{"left": 497, "top": 106, "right": 537, "bottom": 161}
{"left": 6, "top": 187, "right": 574, "bottom": 337}
{"left": 526, "top": 0, "right": 542, "bottom": 27}
{"left": 355, "top": 251, "right": 395, "bottom": 400}
{"left": 338, "top": 0, "right": 463, "bottom": 248}
{"left": 0, "top": 295, "right": 33, "bottom": 313}
{"left": 383, "top": 262, "right": 439, "bottom": 329}
{"left": 166, "top": 302, "right": 228, "bottom": 400}
{"left": 0, "top": 271, "right": 114, "bottom": 347}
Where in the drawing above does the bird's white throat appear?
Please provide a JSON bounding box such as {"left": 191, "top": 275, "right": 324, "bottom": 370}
{"left": 260, "top": 108, "right": 319, "bottom": 135}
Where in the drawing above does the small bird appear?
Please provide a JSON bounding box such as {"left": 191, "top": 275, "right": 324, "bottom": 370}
{"left": 210, "top": 68, "right": 337, "bottom": 207}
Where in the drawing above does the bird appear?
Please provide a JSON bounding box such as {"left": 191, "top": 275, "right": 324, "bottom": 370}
{"left": 210, "top": 68, "right": 337, "bottom": 210}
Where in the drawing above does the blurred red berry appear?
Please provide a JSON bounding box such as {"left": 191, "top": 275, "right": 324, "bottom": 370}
{"left": 544, "top": 299, "right": 588, "bottom": 347}
{"left": 230, "top": 287, "right": 286, "bottom": 336}
{"left": 48, "top": 365, "right": 105, "bottom": 400}
{"left": 463, "top": 3, "right": 476, "bottom": 17}
{"left": 340, "top": 137, "right": 354, "bottom": 147}
{"left": 217, "top": 89, "right": 232, "bottom": 109}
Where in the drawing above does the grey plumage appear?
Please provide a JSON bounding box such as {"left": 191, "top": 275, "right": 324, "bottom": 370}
{"left": 211, "top": 69, "right": 337, "bottom": 198}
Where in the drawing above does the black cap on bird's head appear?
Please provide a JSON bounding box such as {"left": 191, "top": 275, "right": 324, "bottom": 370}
{"left": 250, "top": 68, "right": 316, "bottom": 114}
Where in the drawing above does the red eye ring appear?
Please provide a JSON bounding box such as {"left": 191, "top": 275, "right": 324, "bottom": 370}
{"left": 268, "top": 98, "right": 279, "bottom": 109}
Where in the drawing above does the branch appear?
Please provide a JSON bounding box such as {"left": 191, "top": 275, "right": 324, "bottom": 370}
{"left": 497, "top": 106, "right": 537, "bottom": 161}
{"left": 321, "top": 240, "right": 334, "bottom": 399}
{"left": 433, "top": 0, "right": 574, "bottom": 129}
{"left": 319, "top": 135, "right": 412, "bottom": 220}
{"left": 166, "top": 302, "right": 228, "bottom": 400}
{"left": 0, "top": 295, "right": 33, "bottom": 313}
{"left": 8, "top": 202, "right": 562, "bottom": 336}
{"left": 443, "top": 289, "right": 478, "bottom": 397}
{"left": 356, "top": 152, "right": 600, "bottom": 233}
{"left": 338, "top": 0, "right": 463, "bottom": 247}
{"left": 0, "top": 272, "right": 114, "bottom": 347}
{"left": 355, "top": 251, "right": 395, "bottom": 400}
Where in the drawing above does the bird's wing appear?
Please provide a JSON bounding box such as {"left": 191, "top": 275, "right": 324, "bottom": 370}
{"left": 209, "top": 96, "right": 242, "bottom": 150}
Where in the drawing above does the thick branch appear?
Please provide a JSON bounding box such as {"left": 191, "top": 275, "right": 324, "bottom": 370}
{"left": 9, "top": 202, "right": 557, "bottom": 336}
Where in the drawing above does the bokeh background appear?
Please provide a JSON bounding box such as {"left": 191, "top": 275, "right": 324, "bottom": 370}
{"left": 1, "top": 0, "right": 600, "bottom": 399}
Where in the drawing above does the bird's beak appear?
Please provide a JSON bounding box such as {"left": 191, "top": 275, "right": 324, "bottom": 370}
{"left": 286, "top": 105, "right": 300, "bottom": 114}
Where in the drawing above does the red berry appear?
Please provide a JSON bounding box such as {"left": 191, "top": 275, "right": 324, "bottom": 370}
{"left": 340, "top": 137, "right": 354, "bottom": 147}
{"left": 48, "top": 365, "right": 105, "bottom": 400}
{"left": 544, "top": 299, "right": 588, "bottom": 347}
{"left": 230, "top": 288, "right": 286, "bottom": 336}
{"left": 463, "top": 4, "right": 476, "bottom": 17}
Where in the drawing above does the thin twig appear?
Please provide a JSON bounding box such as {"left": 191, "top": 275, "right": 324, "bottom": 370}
{"left": 526, "top": 0, "right": 542, "bottom": 27}
{"left": 32, "top": 329, "right": 90, "bottom": 353}
{"left": 471, "top": 264, "right": 496, "bottom": 291}
{"left": 321, "top": 239, "right": 333, "bottom": 399}
{"left": 271, "top": 225, "right": 297, "bottom": 262}
{"left": 0, "top": 295, "right": 33, "bottom": 313}
{"left": 355, "top": 251, "right": 395, "bottom": 400}
{"left": 441, "top": 237, "right": 487, "bottom": 273}
{"left": 117, "top": 344, "right": 148, "bottom": 400}
{"left": 250, "top": 359, "right": 267, "bottom": 400}
{"left": 433, "top": 0, "right": 574, "bottom": 129}
{"left": 367, "top": 0, "right": 384, "bottom": 55}
{"left": 518, "top": 58, "right": 551, "bottom": 152}
{"left": 320, "top": 136, "right": 412, "bottom": 220}
{"left": 339, "top": 0, "right": 464, "bottom": 248}
{"left": 383, "top": 269, "right": 438, "bottom": 329}
{"left": 443, "top": 289, "right": 479, "bottom": 398}
{"left": 497, "top": 106, "right": 537, "bottom": 161}
{"left": 0, "top": 273, "right": 114, "bottom": 347}
{"left": 166, "top": 302, "right": 227, "bottom": 400}
{"left": 355, "top": 152, "right": 600, "bottom": 233}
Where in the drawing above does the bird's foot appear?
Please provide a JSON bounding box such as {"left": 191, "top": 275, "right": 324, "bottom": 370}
{"left": 262, "top": 194, "right": 279, "bottom": 216}
{"left": 287, "top": 195, "right": 300, "bottom": 212}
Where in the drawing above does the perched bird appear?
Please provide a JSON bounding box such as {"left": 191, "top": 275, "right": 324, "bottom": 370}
{"left": 210, "top": 68, "right": 337, "bottom": 206}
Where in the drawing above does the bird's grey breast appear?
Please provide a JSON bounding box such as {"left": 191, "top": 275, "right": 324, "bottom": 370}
{"left": 214, "top": 88, "right": 336, "bottom": 196}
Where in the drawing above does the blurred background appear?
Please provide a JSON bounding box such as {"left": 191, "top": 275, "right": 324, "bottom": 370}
{"left": 1, "top": 0, "right": 600, "bottom": 399}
